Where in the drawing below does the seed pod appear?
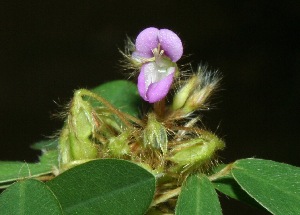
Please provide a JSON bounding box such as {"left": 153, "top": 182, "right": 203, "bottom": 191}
{"left": 143, "top": 113, "right": 168, "bottom": 154}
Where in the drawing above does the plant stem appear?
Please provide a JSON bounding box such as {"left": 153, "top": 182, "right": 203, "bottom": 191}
{"left": 208, "top": 163, "right": 233, "bottom": 181}
{"left": 122, "top": 111, "right": 145, "bottom": 127}
{"left": 151, "top": 187, "right": 181, "bottom": 207}
{"left": 36, "top": 175, "right": 55, "bottom": 182}
{"left": 154, "top": 98, "right": 166, "bottom": 118}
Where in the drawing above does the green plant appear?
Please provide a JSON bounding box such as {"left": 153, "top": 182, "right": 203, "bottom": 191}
{"left": 0, "top": 27, "right": 299, "bottom": 215}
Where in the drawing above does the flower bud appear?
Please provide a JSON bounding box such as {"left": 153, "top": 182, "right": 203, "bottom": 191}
{"left": 168, "top": 132, "right": 225, "bottom": 173}
{"left": 181, "top": 83, "right": 215, "bottom": 113}
{"left": 172, "top": 75, "right": 200, "bottom": 110}
{"left": 59, "top": 125, "right": 99, "bottom": 171}
{"left": 108, "top": 131, "right": 131, "bottom": 157}
{"left": 59, "top": 90, "right": 99, "bottom": 168}
{"left": 181, "top": 67, "right": 220, "bottom": 114}
{"left": 68, "top": 132, "right": 98, "bottom": 160}
{"left": 59, "top": 126, "right": 72, "bottom": 165}
{"left": 71, "top": 90, "right": 94, "bottom": 138}
{"left": 143, "top": 113, "right": 168, "bottom": 154}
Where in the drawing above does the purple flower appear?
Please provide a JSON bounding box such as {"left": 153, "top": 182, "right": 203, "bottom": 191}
{"left": 133, "top": 27, "right": 183, "bottom": 103}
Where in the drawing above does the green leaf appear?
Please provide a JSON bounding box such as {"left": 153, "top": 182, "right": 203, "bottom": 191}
{"left": 0, "top": 150, "right": 58, "bottom": 187}
{"left": 0, "top": 179, "right": 63, "bottom": 215}
{"left": 91, "top": 80, "right": 142, "bottom": 117}
{"left": 31, "top": 139, "right": 58, "bottom": 151}
{"left": 47, "top": 159, "right": 155, "bottom": 215}
{"left": 232, "top": 158, "right": 300, "bottom": 215}
{"left": 175, "top": 174, "right": 222, "bottom": 215}
{"left": 212, "top": 172, "right": 263, "bottom": 209}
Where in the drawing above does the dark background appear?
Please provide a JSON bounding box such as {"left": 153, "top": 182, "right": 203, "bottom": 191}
{"left": 1, "top": 1, "right": 299, "bottom": 214}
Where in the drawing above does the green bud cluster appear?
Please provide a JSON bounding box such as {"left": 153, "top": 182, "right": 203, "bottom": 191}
{"left": 58, "top": 77, "right": 224, "bottom": 178}
{"left": 58, "top": 89, "right": 129, "bottom": 171}
{"left": 57, "top": 76, "right": 225, "bottom": 213}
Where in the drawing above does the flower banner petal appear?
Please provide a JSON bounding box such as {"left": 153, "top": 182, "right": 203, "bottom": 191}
{"left": 159, "top": 29, "right": 183, "bottom": 62}
{"left": 135, "top": 27, "right": 159, "bottom": 58}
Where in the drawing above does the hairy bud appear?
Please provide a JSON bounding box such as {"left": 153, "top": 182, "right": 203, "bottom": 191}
{"left": 59, "top": 90, "right": 99, "bottom": 169}
{"left": 169, "top": 132, "right": 225, "bottom": 173}
{"left": 143, "top": 113, "right": 168, "bottom": 154}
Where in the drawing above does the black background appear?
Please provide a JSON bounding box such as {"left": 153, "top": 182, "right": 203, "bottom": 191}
{"left": 1, "top": 1, "right": 299, "bottom": 214}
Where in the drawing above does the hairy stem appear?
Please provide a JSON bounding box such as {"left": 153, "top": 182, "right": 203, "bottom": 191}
{"left": 151, "top": 187, "right": 181, "bottom": 207}
{"left": 208, "top": 163, "right": 233, "bottom": 181}
{"left": 76, "top": 89, "right": 134, "bottom": 129}
{"left": 154, "top": 98, "right": 166, "bottom": 119}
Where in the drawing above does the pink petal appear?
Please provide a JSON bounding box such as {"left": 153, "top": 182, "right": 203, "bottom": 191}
{"left": 137, "top": 68, "right": 147, "bottom": 101}
{"left": 146, "top": 68, "right": 175, "bottom": 103}
{"left": 135, "top": 27, "right": 159, "bottom": 58}
{"left": 158, "top": 29, "right": 183, "bottom": 62}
